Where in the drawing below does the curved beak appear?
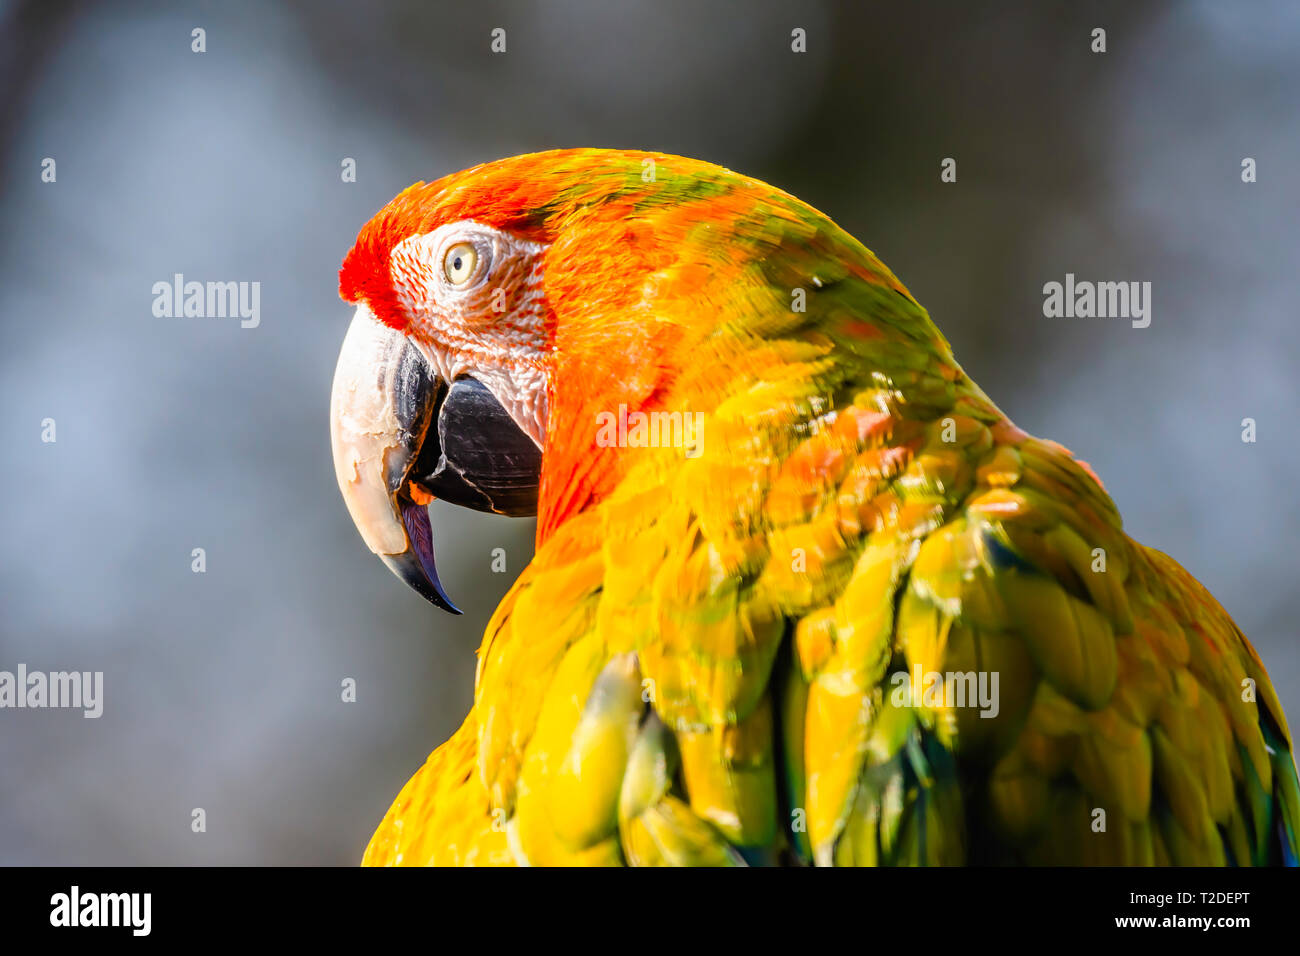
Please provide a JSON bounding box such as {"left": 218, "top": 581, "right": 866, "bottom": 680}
{"left": 329, "top": 305, "right": 541, "bottom": 613}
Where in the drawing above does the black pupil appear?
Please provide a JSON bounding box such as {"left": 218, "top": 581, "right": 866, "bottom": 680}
{"left": 453, "top": 256, "right": 462, "bottom": 271}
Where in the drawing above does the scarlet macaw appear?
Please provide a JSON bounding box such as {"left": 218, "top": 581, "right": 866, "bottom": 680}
{"left": 329, "top": 149, "right": 1298, "bottom": 866}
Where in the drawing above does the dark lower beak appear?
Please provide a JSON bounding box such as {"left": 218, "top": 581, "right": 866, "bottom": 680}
{"left": 329, "top": 305, "right": 541, "bottom": 613}
{"left": 380, "top": 498, "right": 461, "bottom": 613}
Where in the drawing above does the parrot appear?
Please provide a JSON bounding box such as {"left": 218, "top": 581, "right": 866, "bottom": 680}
{"left": 328, "top": 148, "right": 1299, "bottom": 866}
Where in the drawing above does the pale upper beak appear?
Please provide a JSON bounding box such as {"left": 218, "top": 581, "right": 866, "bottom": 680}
{"left": 329, "top": 304, "right": 541, "bottom": 613}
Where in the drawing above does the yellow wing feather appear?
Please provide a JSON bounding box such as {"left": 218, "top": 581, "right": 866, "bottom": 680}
{"left": 362, "top": 182, "right": 1296, "bottom": 866}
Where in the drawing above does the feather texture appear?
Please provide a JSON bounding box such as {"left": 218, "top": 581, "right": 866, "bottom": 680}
{"left": 351, "top": 150, "right": 1297, "bottom": 866}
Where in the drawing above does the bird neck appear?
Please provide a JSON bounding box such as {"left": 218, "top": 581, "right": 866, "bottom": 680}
{"left": 533, "top": 311, "right": 997, "bottom": 546}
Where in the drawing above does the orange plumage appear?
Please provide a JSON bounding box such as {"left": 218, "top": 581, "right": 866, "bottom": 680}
{"left": 337, "top": 149, "right": 1298, "bottom": 866}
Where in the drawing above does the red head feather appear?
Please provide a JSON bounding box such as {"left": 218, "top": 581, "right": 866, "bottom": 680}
{"left": 337, "top": 149, "right": 939, "bottom": 540}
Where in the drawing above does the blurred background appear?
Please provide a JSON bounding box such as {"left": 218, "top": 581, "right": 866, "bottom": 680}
{"left": 1, "top": 0, "right": 1296, "bottom": 864}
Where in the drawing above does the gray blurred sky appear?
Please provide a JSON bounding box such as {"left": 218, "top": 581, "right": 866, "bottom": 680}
{"left": 1, "top": 0, "right": 1296, "bottom": 864}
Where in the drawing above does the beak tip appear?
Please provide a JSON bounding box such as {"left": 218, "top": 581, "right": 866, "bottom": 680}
{"left": 380, "top": 552, "right": 463, "bottom": 615}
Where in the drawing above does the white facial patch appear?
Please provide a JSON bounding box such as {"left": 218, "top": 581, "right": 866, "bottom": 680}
{"left": 388, "top": 220, "right": 551, "bottom": 447}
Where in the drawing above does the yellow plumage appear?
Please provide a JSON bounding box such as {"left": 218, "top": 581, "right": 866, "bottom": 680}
{"left": 349, "top": 150, "right": 1297, "bottom": 866}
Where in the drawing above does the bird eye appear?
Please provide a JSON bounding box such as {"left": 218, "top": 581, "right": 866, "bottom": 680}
{"left": 443, "top": 242, "right": 479, "bottom": 286}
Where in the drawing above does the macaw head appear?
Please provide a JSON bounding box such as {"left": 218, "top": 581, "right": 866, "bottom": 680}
{"left": 330, "top": 148, "right": 947, "bottom": 611}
